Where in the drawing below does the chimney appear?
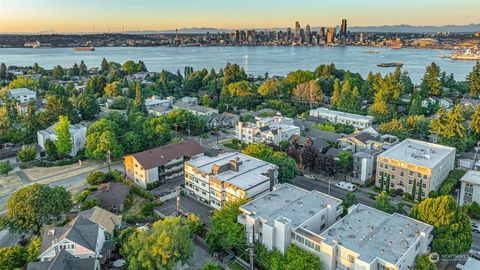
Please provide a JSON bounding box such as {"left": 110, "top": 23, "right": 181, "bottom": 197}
{"left": 229, "top": 157, "right": 242, "bottom": 172}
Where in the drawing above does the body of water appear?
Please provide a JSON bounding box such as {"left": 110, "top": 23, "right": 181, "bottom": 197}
{"left": 0, "top": 46, "right": 476, "bottom": 83}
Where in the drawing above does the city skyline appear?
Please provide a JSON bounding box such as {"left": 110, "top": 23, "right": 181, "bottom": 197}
{"left": 1, "top": 0, "right": 480, "bottom": 33}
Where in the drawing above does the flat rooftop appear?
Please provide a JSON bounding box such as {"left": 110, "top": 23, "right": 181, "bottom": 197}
{"left": 310, "top": 107, "right": 373, "bottom": 122}
{"left": 186, "top": 152, "right": 277, "bottom": 190}
{"left": 320, "top": 204, "right": 432, "bottom": 265}
{"left": 240, "top": 183, "right": 341, "bottom": 227}
{"left": 379, "top": 139, "right": 455, "bottom": 169}
{"left": 10, "top": 87, "right": 36, "bottom": 96}
{"left": 461, "top": 170, "right": 480, "bottom": 186}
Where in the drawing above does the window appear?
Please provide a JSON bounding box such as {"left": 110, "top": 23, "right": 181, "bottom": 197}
{"left": 347, "top": 254, "right": 355, "bottom": 263}
{"left": 390, "top": 183, "right": 394, "bottom": 188}
{"left": 400, "top": 172, "right": 404, "bottom": 177}
{"left": 409, "top": 180, "right": 412, "bottom": 184}
{"left": 391, "top": 167, "right": 396, "bottom": 171}
{"left": 409, "top": 171, "right": 414, "bottom": 176}
{"left": 422, "top": 183, "right": 426, "bottom": 188}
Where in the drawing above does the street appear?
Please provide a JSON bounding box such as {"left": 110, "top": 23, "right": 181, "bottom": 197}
{"left": 291, "top": 176, "right": 376, "bottom": 207}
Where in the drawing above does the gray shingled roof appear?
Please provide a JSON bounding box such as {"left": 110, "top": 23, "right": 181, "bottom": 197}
{"left": 77, "top": 206, "right": 122, "bottom": 235}
{"left": 27, "top": 250, "right": 97, "bottom": 270}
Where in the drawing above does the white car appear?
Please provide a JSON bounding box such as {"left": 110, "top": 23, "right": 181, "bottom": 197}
{"left": 335, "top": 181, "right": 356, "bottom": 192}
{"left": 304, "top": 174, "right": 316, "bottom": 180}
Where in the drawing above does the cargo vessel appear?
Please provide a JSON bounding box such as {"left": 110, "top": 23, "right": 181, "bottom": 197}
{"left": 377, "top": 62, "right": 403, "bottom": 68}
{"left": 73, "top": 47, "right": 95, "bottom": 51}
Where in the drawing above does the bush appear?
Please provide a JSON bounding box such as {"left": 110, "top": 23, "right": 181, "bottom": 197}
{"left": 439, "top": 169, "right": 465, "bottom": 195}
{"left": 141, "top": 201, "right": 156, "bottom": 216}
{"left": 75, "top": 189, "right": 91, "bottom": 203}
{"left": 87, "top": 171, "right": 107, "bottom": 185}
{"left": 17, "top": 145, "right": 37, "bottom": 163}
{"left": 428, "top": 191, "right": 438, "bottom": 198}
{"left": 403, "top": 192, "right": 412, "bottom": 200}
{"left": 80, "top": 198, "right": 102, "bottom": 210}
{"left": 146, "top": 181, "right": 162, "bottom": 190}
{"left": 0, "top": 161, "right": 13, "bottom": 175}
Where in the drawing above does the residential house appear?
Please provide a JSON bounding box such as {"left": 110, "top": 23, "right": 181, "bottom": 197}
{"left": 27, "top": 250, "right": 100, "bottom": 270}
{"left": 306, "top": 128, "right": 345, "bottom": 144}
{"left": 236, "top": 115, "right": 300, "bottom": 146}
{"left": 299, "top": 204, "right": 433, "bottom": 270}
{"left": 37, "top": 216, "right": 105, "bottom": 262}
{"left": 338, "top": 132, "right": 379, "bottom": 153}
{"left": 87, "top": 183, "right": 131, "bottom": 213}
{"left": 460, "top": 98, "right": 480, "bottom": 108}
{"left": 207, "top": 112, "right": 240, "bottom": 129}
{"left": 309, "top": 107, "right": 373, "bottom": 130}
{"left": 238, "top": 183, "right": 342, "bottom": 254}
{"left": 184, "top": 152, "right": 279, "bottom": 209}
{"left": 124, "top": 139, "right": 205, "bottom": 188}
{"left": 77, "top": 206, "right": 122, "bottom": 236}
{"left": 37, "top": 123, "right": 87, "bottom": 157}
{"left": 376, "top": 139, "right": 456, "bottom": 200}
{"left": 9, "top": 88, "right": 37, "bottom": 103}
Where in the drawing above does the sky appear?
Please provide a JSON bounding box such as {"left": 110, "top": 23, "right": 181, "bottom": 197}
{"left": 1, "top": 0, "right": 479, "bottom": 33}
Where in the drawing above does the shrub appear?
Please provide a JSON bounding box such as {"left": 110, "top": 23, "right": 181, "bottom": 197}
{"left": 80, "top": 198, "right": 102, "bottom": 210}
{"left": 17, "top": 145, "right": 37, "bottom": 163}
{"left": 86, "top": 171, "right": 107, "bottom": 186}
{"left": 439, "top": 169, "right": 465, "bottom": 195}
{"left": 0, "top": 161, "right": 13, "bottom": 175}
{"left": 403, "top": 192, "right": 412, "bottom": 200}
{"left": 428, "top": 191, "right": 438, "bottom": 198}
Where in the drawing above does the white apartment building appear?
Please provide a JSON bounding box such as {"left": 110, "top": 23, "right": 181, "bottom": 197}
{"left": 376, "top": 139, "right": 455, "bottom": 199}
{"left": 293, "top": 204, "right": 433, "bottom": 270}
{"left": 9, "top": 88, "right": 37, "bottom": 103}
{"left": 352, "top": 152, "right": 376, "bottom": 185}
{"left": 309, "top": 107, "right": 373, "bottom": 130}
{"left": 37, "top": 123, "right": 87, "bottom": 157}
{"left": 235, "top": 116, "right": 300, "bottom": 146}
{"left": 145, "top": 96, "right": 175, "bottom": 110}
{"left": 459, "top": 170, "right": 480, "bottom": 206}
{"left": 238, "top": 183, "right": 342, "bottom": 254}
{"left": 184, "top": 152, "right": 279, "bottom": 209}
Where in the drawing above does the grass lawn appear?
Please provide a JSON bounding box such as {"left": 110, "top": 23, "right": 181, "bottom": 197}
{"left": 122, "top": 193, "right": 146, "bottom": 215}
{"left": 223, "top": 143, "right": 239, "bottom": 150}
{"left": 229, "top": 261, "right": 248, "bottom": 270}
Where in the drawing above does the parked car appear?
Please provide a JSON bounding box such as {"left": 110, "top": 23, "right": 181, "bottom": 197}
{"left": 335, "top": 181, "right": 356, "bottom": 192}
{"left": 304, "top": 174, "right": 316, "bottom": 180}
{"left": 472, "top": 222, "right": 480, "bottom": 233}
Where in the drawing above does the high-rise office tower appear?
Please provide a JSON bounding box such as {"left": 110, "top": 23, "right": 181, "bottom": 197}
{"left": 319, "top": 27, "right": 326, "bottom": 37}
{"left": 326, "top": 27, "right": 336, "bottom": 44}
{"left": 305, "top": 24, "right": 311, "bottom": 44}
{"left": 287, "top": 27, "right": 292, "bottom": 39}
{"left": 341, "top": 19, "right": 348, "bottom": 36}
{"left": 294, "top": 21, "right": 301, "bottom": 41}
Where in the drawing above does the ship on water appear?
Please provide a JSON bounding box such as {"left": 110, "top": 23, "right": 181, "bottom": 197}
{"left": 450, "top": 46, "right": 480, "bottom": 60}
{"left": 73, "top": 46, "right": 95, "bottom": 51}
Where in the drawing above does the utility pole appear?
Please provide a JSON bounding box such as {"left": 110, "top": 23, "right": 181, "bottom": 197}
{"left": 176, "top": 186, "right": 180, "bottom": 213}
{"left": 106, "top": 140, "right": 112, "bottom": 173}
{"left": 248, "top": 224, "right": 255, "bottom": 270}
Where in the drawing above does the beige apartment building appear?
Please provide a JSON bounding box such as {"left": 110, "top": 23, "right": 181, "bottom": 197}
{"left": 375, "top": 139, "right": 455, "bottom": 200}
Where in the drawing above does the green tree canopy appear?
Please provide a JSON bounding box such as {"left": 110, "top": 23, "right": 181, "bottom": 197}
{"left": 4, "top": 184, "right": 72, "bottom": 235}
{"left": 17, "top": 145, "right": 37, "bottom": 163}
{"left": 206, "top": 200, "right": 246, "bottom": 252}
{"left": 373, "top": 192, "right": 395, "bottom": 214}
{"left": 411, "top": 195, "right": 472, "bottom": 256}
{"left": 54, "top": 115, "right": 72, "bottom": 155}
{"left": 121, "top": 216, "right": 193, "bottom": 270}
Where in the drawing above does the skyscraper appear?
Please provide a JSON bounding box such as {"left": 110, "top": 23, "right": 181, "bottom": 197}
{"left": 326, "top": 27, "right": 336, "bottom": 44}
{"left": 341, "top": 19, "right": 348, "bottom": 36}
{"left": 294, "top": 21, "right": 301, "bottom": 41}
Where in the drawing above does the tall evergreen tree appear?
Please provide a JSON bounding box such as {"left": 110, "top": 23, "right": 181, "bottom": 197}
{"left": 331, "top": 79, "right": 341, "bottom": 106}
{"left": 131, "top": 83, "right": 147, "bottom": 115}
{"left": 467, "top": 62, "right": 480, "bottom": 97}
{"left": 54, "top": 116, "right": 72, "bottom": 155}
{"left": 421, "top": 62, "right": 442, "bottom": 97}
{"left": 418, "top": 179, "right": 423, "bottom": 201}
{"left": 470, "top": 104, "right": 480, "bottom": 134}
{"left": 412, "top": 179, "right": 417, "bottom": 200}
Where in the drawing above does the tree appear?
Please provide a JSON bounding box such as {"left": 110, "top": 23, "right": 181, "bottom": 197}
{"left": 336, "top": 151, "right": 353, "bottom": 172}
{"left": 342, "top": 192, "right": 357, "bottom": 214}
{"left": 385, "top": 175, "right": 391, "bottom": 193}
{"left": 222, "top": 63, "right": 247, "bottom": 85}
{"left": 379, "top": 174, "right": 385, "bottom": 191}
{"left": 330, "top": 79, "right": 341, "bottom": 106}
{"left": 284, "top": 244, "right": 322, "bottom": 270}
{"left": 0, "top": 160, "right": 13, "bottom": 175}
{"left": 0, "top": 238, "right": 41, "bottom": 270}
{"left": 412, "top": 179, "right": 417, "bottom": 200}
{"left": 411, "top": 195, "right": 472, "bottom": 256}
{"left": 4, "top": 184, "right": 72, "bottom": 235}
{"left": 8, "top": 76, "right": 37, "bottom": 90}
{"left": 373, "top": 192, "right": 395, "bottom": 214}
{"left": 85, "top": 130, "right": 124, "bottom": 160}
{"left": 292, "top": 80, "right": 323, "bottom": 107}
{"left": 337, "top": 81, "right": 360, "bottom": 113}
{"left": 0, "top": 63, "right": 6, "bottom": 80}
{"left": 414, "top": 254, "right": 436, "bottom": 270}
{"left": 121, "top": 217, "right": 193, "bottom": 270}
{"left": 81, "top": 198, "right": 102, "bottom": 210}
{"left": 242, "top": 144, "right": 298, "bottom": 183}
{"left": 123, "top": 131, "right": 144, "bottom": 154}
{"left": 463, "top": 201, "right": 480, "bottom": 220}
{"left": 72, "top": 92, "right": 99, "bottom": 120}
{"left": 206, "top": 200, "right": 246, "bottom": 252}
{"left": 105, "top": 81, "right": 123, "bottom": 97}
{"left": 143, "top": 116, "right": 172, "bottom": 146}
{"left": 421, "top": 62, "right": 442, "bottom": 97}
{"left": 79, "top": 60, "right": 88, "bottom": 75}
{"left": 470, "top": 104, "right": 480, "bottom": 134}
{"left": 17, "top": 145, "right": 37, "bottom": 163}
{"left": 86, "top": 171, "right": 107, "bottom": 185}
{"left": 467, "top": 62, "right": 480, "bottom": 97}
{"left": 130, "top": 83, "right": 147, "bottom": 114}
{"left": 54, "top": 115, "right": 72, "bottom": 155}
{"left": 429, "top": 105, "right": 465, "bottom": 150}
{"left": 418, "top": 179, "right": 423, "bottom": 201}
{"left": 258, "top": 79, "right": 283, "bottom": 97}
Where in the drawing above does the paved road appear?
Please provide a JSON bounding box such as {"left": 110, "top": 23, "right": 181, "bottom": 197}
{"left": 291, "top": 176, "right": 376, "bottom": 207}
{"left": 472, "top": 231, "right": 480, "bottom": 251}
{"left": 155, "top": 194, "right": 214, "bottom": 226}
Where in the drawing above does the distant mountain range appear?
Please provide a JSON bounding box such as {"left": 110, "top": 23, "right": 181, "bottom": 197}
{"left": 139, "top": 24, "right": 480, "bottom": 34}
{"left": 3, "top": 23, "right": 480, "bottom": 35}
